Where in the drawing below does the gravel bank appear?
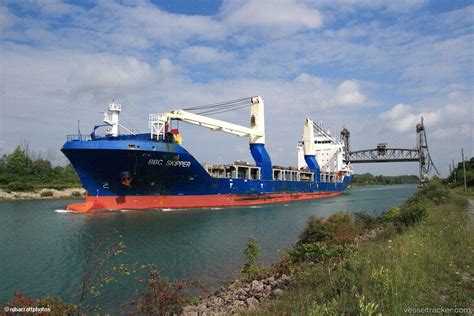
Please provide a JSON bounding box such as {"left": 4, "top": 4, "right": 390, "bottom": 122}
{"left": 0, "top": 188, "right": 86, "bottom": 201}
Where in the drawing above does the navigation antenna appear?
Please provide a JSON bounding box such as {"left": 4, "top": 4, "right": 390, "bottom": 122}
{"left": 77, "top": 120, "right": 81, "bottom": 137}
{"left": 417, "top": 116, "right": 440, "bottom": 186}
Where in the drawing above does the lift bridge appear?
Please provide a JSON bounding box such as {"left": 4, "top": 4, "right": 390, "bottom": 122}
{"left": 341, "top": 117, "right": 439, "bottom": 186}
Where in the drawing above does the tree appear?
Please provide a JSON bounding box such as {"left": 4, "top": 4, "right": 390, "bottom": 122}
{"left": 0, "top": 146, "right": 81, "bottom": 188}
{"left": 5, "top": 146, "right": 32, "bottom": 177}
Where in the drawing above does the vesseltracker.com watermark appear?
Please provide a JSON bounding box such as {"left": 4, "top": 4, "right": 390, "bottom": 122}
{"left": 403, "top": 306, "right": 472, "bottom": 314}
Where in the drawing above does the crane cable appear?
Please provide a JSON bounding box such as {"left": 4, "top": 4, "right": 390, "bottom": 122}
{"left": 313, "top": 122, "right": 337, "bottom": 143}
{"left": 197, "top": 102, "right": 251, "bottom": 115}
{"left": 182, "top": 97, "right": 253, "bottom": 116}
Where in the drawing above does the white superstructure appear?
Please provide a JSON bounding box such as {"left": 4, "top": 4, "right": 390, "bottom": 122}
{"left": 298, "top": 120, "right": 352, "bottom": 180}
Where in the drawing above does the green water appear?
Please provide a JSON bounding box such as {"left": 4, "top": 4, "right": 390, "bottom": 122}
{"left": 0, "top": 185, "right": 417, "bottom": 311}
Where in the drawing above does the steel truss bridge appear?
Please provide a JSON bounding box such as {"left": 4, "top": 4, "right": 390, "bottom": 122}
{"left": 348, "top": 148, "right": 419, "bottom": 163}
{"left": 342, "top": 117, "right": 439, "bottom": 186}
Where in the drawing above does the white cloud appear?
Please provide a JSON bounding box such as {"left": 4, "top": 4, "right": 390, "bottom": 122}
{"left": 156, "top": 58, "right": 175, "bottom": 76}
{"left": 375, "top": 0, "right": 427, "bottom": 13}
{"left": 336, "top": 80, "right": 366, "bottom": 107}
{"left": 3, "top": 2, "right": 227, "bottom": 49}
{"left": 380, "top": 103, "right": 412, "bottom": 120}
{"left": 69, "top": 56, "right": 154, "bottom": 98}
{"left": 325, "top": 0, "right": 428, "bottom": 13}
{"left": 177, "top": 46, "right": 235, "bottom": 65}
{"left": 380, "top": 102, "right": 468, "bottom": 134}
{"left": 431, "top": 127, "right": 458, "bottom": 140}
{"left": 111, "top": 3, "right": 226, "bottom": 45}
{"left": 38, "top": 0, "right": 83, "bottom": 16}
{"left": 222, "top": 0, "right": 323, "bottom": 37}
{"left": 0, "top": 44, "right": 368, "bottom": 165}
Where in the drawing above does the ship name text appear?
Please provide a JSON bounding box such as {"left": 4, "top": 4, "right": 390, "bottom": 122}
{"left": 148, "top": 159, "right": 191, "bottom": 168}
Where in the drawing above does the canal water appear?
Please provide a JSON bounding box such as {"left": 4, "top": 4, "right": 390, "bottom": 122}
{"left": 0, "top": 184, "right": 417, "bottom": 311}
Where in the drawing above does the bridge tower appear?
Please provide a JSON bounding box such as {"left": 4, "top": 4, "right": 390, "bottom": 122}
{"left": 340, "top": 127, "right": 350, "bottom": 153}
{"left": 417, "top": 117, "right": 439, "bottom": 186}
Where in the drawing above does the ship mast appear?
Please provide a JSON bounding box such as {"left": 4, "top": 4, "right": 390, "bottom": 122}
{"left": 103, "top": 101, "right": 135, "bottom": 137}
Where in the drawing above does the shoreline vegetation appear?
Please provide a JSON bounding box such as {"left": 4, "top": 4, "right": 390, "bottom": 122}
{"left": 351, "top": 173, "right": 419, "bottom": 186}
{"left": 0, "top": 146, "right": 81, "bottom": 201}
{"left": 0, "top": 146, "right": 81, "bottom": 187}
{"left": 1, "top": 176, "right": 472, "bottom": 314}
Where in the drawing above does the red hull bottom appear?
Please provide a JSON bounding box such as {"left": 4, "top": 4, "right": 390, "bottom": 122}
{"left": 66, "top": 192, "right": 342, "bottom": 212}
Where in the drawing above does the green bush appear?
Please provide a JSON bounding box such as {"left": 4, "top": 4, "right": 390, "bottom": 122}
{"left": 298, "top": 213, "right": 359, "bottom": 247}
{"left": 394, "top": 204, "right": 427, "bottom": 232}
{"left": 421, "top": 178, "right": 450, "bottom": 205}
{"left": 71, "top": 191, "right": 82, "bottom": 197}
{"left": 290, "top": 242, "right": 343, "bottom": 263}
{"left": 354, "top": 212, "right": 377, "bottom": 229}
{"left": 40, "top": 191, "right": 53, "bottom": 197}
{"left": 7, "top": 182, "right": 34, "bottom": 192}
{"left": 291, "top": 213, "right": 359, "bottom": 263}
{"left": 242, "top": 237, "right": 260, "bottom": 280}
{"left": 382, "top": 207, "right": 400, "bottom": 222}
{"left": 128, "top": 265, "right": 202, "bottom": 315}
{"left": 298, "top": 216, "right": 334, "bottom": 244}
{"left": 326, "top": 212, "right": 352, "bottom": 224}
{"left": 36, "top": 296, "right": 79, "bottom": 314}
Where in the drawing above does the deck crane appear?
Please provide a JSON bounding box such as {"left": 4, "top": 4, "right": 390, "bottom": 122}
{"left": 300, "top": 118, "right": 352, "bottom": 181}
{"left": 302, "top": 118, "right": 321, "bottom": 179}
{"left": 302, "top": 117, "right": 342, "bottom": 179}
{"left": 149, "top": 96, "right": 273, "bottom": 180}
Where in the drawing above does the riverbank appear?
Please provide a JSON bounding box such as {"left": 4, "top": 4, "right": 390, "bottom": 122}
{"left": 249, "top": 182, "right": 473, "bottom": 315}
{"left": 0, "top": 188, "right": 85, "bottom": 201}
{"left": 183, "top": 180, "right": 473, "bottom": 315}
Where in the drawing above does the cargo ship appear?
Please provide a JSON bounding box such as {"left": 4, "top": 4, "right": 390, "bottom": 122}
{"left": 62, "top": 96, "right": 352, "bottom": 212}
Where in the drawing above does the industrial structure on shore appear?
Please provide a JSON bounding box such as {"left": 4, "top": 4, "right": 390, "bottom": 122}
{"left": 342, "top": 117, "right": 439, "bottom": 186}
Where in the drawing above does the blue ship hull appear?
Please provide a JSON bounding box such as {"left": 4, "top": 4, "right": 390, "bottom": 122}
{"left": 61, "top": 134, "right": 351, "bottom": 211}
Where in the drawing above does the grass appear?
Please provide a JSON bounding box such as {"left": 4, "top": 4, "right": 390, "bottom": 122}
{"left": 250, "top": 185, "right": 474, "bottom": 315}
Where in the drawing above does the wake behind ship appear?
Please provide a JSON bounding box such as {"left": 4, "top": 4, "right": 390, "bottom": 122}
{"left": 62, "top": 96, "right": 352, "bottom": 212}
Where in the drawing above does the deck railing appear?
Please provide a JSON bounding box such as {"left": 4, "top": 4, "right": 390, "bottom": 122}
{"left": 66, "top": 133, "right": 154, "bottom": 142}
{"left": 67, "top": 134, "right": 92, "bottom": 141}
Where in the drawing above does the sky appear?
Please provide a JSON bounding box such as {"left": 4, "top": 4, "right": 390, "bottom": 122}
{"left": 0, "top": 0, "right": 472, "bottom": 176}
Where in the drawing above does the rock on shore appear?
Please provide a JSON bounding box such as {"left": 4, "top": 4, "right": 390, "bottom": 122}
{"left": 0, "top": 188, "right": 86, "bottom": 201}
{"left": 181, "top": 226, "right": 388, "bottom": 315}
{"left": 182, "top": 274, "right": 290, "bottom": 315}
